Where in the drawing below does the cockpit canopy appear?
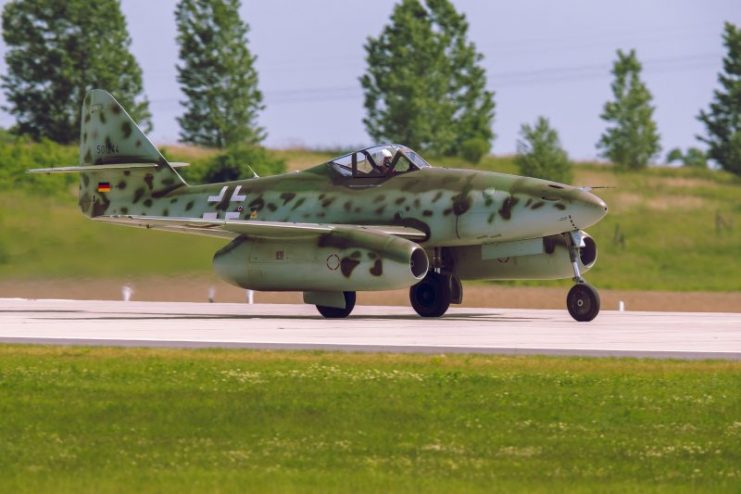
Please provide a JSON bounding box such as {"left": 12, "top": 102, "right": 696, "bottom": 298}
{"left": 329, "top": 144, "right": 431, "bottom": 178}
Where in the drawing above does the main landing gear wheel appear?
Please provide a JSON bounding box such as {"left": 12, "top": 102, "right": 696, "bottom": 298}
{"left": 316, "top": 291, "right": 356, "bottom": 318}
{"left": 567, "top": 283, "right": 600, "bottom": 322}
{"left": 410, "top": 272, "right": 451, "bottom": 318}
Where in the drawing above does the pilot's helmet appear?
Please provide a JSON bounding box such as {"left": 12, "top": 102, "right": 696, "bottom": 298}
{"left": 375, "top": 148, "right": 393, "bottom": 167}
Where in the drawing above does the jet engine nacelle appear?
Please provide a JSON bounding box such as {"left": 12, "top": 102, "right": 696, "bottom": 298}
{"left": 450, "top": 231, "right": 597, "bottom": 280}
{"left": 213, "top": 229, "right": 429, "bottom": 291}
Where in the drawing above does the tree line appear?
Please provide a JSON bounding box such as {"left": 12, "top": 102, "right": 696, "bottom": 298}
{"left": 1, "top": 0, "right": 739, "bottom": 181}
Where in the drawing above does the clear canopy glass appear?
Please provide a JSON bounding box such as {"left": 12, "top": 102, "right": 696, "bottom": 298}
{"left": 329, "top": 144, "right": 431, "bottom": 178}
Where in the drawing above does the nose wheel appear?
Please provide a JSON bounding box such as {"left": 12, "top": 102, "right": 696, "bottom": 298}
{"left": 566, "top": 231, "right": 601, "bottom": 322}
{"left": 567, "top": 283, "right": 600, "bottom": 322}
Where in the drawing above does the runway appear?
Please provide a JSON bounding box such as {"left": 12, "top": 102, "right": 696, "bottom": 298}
{"left": 1, "top": 298, "right": 739, "bottom": 360}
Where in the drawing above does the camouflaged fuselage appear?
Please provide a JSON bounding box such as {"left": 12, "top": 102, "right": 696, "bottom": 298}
{"left": 84, "top": 163, "right": 607, "bottom": 247}
{"left": 75, "top": 89, "right": 606, "bottom": 247}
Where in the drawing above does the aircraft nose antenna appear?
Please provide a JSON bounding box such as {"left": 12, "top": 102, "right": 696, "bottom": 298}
{"left": 574, "top": 190, "right": 608, "bottom": 228}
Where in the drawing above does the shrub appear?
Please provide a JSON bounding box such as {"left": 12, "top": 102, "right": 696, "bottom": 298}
{"left": 0, "top": 136, "right": 77, "bottom": 194}
{"left": 460, "top": 137, "right": 490, "bottom": 164}
{"left": 186, "top": 145, "right": 286, "bottom": 184}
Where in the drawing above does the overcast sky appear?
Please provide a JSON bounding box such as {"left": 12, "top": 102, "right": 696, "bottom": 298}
{"left": 0, "top": 0, "right": 738, "bottom": 160}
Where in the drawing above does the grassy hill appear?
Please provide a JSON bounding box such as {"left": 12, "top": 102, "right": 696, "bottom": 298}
{"left": 0, "top": 145, "right": 739, "bottom": 291}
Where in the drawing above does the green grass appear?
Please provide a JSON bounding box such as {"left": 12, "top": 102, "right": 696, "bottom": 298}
{"left": 0, "top": 190, "right": 224, "bottom": 278}
{"left": 582, "top": 167, "right": 741, "bottom": 291}
{"left": 0, "top": 147, "right": 739, "bottom": 290}
{"left": 0, "top": 346, "right": 738, "bottom": 493}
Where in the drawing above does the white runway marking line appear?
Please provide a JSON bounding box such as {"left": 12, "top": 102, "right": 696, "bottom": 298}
{"left": 0, "top": 298, "right": 739, "bottom": 359}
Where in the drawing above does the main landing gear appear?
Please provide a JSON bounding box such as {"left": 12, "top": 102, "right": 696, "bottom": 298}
{"left": 316, "top": 291, "right": 356, "bottom": 318}
{"left": 566, "top": 231, "right": 600, "bottom": 322}
{"left": 409, "top": 270, "right": 462, "bottom": 318}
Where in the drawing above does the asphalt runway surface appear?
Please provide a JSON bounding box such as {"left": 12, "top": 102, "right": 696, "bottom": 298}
{"left": 1, "top": 298, "right": 739, "bottom": 360}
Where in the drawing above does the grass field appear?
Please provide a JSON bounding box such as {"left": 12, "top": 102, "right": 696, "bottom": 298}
{"left": 0, "top": 346, "right": 738, "bottom": 493}
{"left": 0, "top": 148, "right": 739, "bottom": 291}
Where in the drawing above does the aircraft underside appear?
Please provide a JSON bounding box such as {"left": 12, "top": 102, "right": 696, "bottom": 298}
{"left": 211, "top": 229, "right": 601, "bottom": 322}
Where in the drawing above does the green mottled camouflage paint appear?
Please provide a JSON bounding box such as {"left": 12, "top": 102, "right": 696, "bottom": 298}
{"left": 69, "top": 90, "right": 608, "bottom": 292}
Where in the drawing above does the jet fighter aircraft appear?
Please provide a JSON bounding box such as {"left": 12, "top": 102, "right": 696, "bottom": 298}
{"left": 31, "top": 90, "right": 608, "bottom": 321}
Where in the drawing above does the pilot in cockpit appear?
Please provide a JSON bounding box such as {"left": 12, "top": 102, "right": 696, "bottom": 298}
{"left": 376, "top": 148, "right": 394, "bottom": 176}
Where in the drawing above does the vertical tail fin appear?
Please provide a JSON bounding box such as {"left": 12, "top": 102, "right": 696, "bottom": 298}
{"left": 78, "top": 90, "right": 187, "bottom": 217}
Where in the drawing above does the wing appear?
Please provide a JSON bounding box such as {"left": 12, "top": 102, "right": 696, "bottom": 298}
{"left": 93, "top": 215, "right": 427, "bottom": 241}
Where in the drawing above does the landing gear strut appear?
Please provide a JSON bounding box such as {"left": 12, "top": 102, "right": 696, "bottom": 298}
{"left": 566, "top": 231, "right": 600, "bottom": 322}
{"left": 316, "top": 291, "right": 356, "bottom": 318}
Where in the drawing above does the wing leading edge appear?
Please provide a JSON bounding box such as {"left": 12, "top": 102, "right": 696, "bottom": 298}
{"left": 94, "top": 215, "right": 427, "bottom": 241}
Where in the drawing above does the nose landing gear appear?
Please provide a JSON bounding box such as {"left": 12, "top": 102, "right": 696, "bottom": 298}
{"left": 566, "top": 231, "right": 600, "bottom": 322}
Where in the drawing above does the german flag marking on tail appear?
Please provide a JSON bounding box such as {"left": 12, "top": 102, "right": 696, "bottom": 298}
{"left": 97, "top": 182, "right": 111, "bottom": 192}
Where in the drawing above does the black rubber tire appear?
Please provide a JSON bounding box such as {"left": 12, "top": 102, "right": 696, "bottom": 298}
{"left": 316, "top": 291, "right": 356, "bottom": 318}
{"left": 567, "top": 283, "right": 600, "bottom": 322}
{"left": 450, "top": 276, "right": 463, "bottom": 304}
{"left": 410, "top": 272, "right": 451, "bottom": 318}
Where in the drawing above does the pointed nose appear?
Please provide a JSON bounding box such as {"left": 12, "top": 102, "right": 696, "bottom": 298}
{"left": 573, "top": 190, "right": 608, "bottom": 228}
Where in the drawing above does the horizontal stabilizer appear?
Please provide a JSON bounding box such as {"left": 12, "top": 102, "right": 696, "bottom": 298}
{"left": 28, "top": 162, "right": 189, "bottom": 174}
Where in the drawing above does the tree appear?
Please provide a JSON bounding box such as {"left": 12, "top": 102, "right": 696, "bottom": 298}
{"left": 666, "top": 148, "right": 684, "bottom": 164}
{"left": 597, "top": 49, "right": 661, "bottom": 170}
{"left": 697, "top": 22, "right": 741, "bottom": 176}
{"left": 515, "top": 116, "right": 572, "bottom": 183}
{"left": 175, "top": 0, "right": 264, "bottom": 148}
{"left": 1, "top": 0, "right": 151, "bottom": 144}
{"left": 360, "top": 0, "right": 495, "bottom": 158}
{"left": 666, "top": 147, "right": 707, "bottom": 168}
{"left": 683, "top": 148, "right": 708, "bottom": 168}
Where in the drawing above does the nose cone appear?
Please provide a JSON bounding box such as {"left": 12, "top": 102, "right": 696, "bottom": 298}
{"left": 573, "top": 190, "right": 608, "bottom": 228}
